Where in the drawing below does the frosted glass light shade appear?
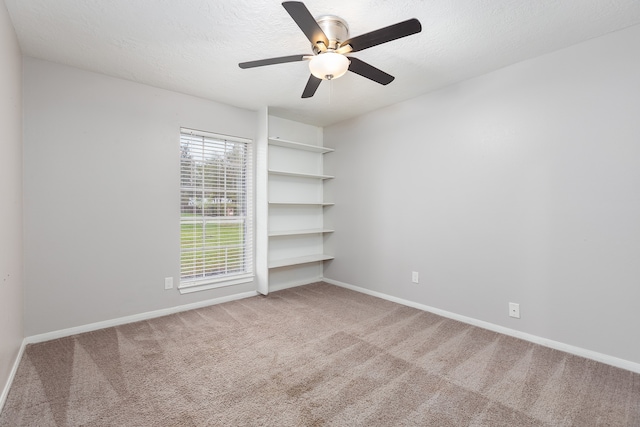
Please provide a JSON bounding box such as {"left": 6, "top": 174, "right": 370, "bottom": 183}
{"left": 309, "top": 52, "right": 349, "bottom": 80}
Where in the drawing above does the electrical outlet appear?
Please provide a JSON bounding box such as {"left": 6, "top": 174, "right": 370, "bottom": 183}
{"left": 164, "top": 277, "right": 173, "bottom": 290}
{"left": 412, "top": 271, "right": 419, "bottom": 284}
{"left": 509, "top": 302, "right": 520, "bottom": 318}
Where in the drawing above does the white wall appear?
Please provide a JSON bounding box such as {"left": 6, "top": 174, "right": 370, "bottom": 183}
{"left": 23, "top": 58, "right": 257, "bottom": 336}
{"left": 324, "top": 24, "right": 640, "bottom": 365}
{"left": 0, "top": 0, "right": 23, "bottom": 400}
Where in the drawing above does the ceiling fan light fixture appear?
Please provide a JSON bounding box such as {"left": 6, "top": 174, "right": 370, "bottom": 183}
{"left": 309, "top": 52, "right": 349, "bottom": 80}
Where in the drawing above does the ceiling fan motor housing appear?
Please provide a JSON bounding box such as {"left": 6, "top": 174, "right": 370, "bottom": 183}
{"left": 313, "top": 15, "right": 349, "bottom": 53}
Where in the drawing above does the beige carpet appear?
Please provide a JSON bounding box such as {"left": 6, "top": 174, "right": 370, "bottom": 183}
{"left": 1, "top": 282, "right": 639, "bottom": 426}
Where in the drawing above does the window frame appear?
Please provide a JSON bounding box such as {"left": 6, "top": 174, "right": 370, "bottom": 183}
{"left": 178, "top": 127, "right": 254, "bottom": 294}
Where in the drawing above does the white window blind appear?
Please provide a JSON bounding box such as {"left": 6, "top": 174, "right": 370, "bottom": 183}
{"left": 180, "top": 128, "right": 253, "bottom": 289}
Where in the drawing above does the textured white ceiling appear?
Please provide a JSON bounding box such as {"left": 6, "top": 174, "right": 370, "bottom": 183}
{"left": 5, "top": 0, "right": 640, "bottom": 126}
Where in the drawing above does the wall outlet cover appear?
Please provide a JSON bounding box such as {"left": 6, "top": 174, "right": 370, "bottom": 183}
{"left": 509, "top": 302, "right": 520, "bottom": 318}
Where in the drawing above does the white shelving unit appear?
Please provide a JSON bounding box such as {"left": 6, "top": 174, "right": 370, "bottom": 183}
{"left": 268, "top": 254, "right": 334, "bottom": 269}
{"left": 268, "top": 137, "right": 334, "bottom": 154}
{"left": 268, "top": 169, "right": 334, "bottom": 180}
{"left": 268, "top": 228, "right": 334, "bottom": 237}
{"left": 266, "top": 116, "right": 334, "bottom": 289}
{"left": 269, "top": 201, "right": 334, "bottom": 206}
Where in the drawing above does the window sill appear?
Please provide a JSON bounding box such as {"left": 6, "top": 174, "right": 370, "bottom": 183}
{"left": 178, "top": 274, "right": 254, "bottom": 294}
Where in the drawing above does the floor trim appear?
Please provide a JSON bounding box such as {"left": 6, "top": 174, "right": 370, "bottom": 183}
{"left": 3, "top": 291, "right": 259, "bottom": 411}
{"left": 25, "top": 291, "right": 259, "bottom": 345}
{"left": 323, "top": 277, "right": 640, "bottom": 374}
{"left": 0, "top": 339, "right": 27, "bottom": 413}
{"left": 269, "top": 275, "right": 324, "bottom": 293}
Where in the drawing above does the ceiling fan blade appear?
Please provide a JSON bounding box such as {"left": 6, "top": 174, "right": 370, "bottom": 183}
{"left": 348, "top": 57, "right": 395, "bottom": 85}
{"left": 301, "top": 75, "right": 322, "bottom": 98}
{"left": 239, "top": 55, "right": 308, "bottom": 69}
{"left": 340, "top": 18, "right": 422, "bottom": 52}
{"left": 282, "top": 1, "right": 330, "bottom": 47}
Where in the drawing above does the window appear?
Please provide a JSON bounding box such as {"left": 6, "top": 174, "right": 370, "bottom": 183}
{"left": 179, "top": 128, "right": 253, "bottom": 293}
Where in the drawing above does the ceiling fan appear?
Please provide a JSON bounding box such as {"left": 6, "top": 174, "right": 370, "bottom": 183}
{"left": 239, "top": 1, "right": 422, "bottom": 98}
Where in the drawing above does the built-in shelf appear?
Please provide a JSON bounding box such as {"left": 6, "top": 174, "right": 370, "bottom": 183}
{"left": 269, "top": 201, "right": 334, "bottom": 206}
{"left": 269, "top": 228, "right": 335, "bottom": 237}
{"left": 268, "top": 137, "right": 334, "bottom": 153}
{"left": 268, "top": 169, "right": 334, "bottom": 180}
{"left": 268, "top": 254, "right": 334, "bottom": 269}
{"left": 265, "top": 117, "right": 334, "bottom": 284}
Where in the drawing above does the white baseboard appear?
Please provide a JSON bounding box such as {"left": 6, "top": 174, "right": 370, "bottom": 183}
{"left": 2, "top": 291, "right": 259, "bottom": 412}
{"left": 322, "top": 277, "right": 640, "bottom": 374}
{"left": 0, "top": 338, "right": 27, "bottom": 413}
{"left": 269, "top": 275, "right": 323, "bottom": 293}
{"left": 25, "top": 291, "right": 259, "bottom": 345}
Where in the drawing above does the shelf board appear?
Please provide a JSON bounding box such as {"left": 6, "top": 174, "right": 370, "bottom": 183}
{"left": 268, "top": 254, "right": 334, "bottom": 269}
{"left": 268, "top": 137, "right": 334, "bottom": 153}
{"left": 269, "top": 201, "right": 334, "bottom": 206}
{"left": 268, "top": 169, "right": 334, "bottom": 180}
{"left": 269, "top": 228, "right": 335, "bottom": 237}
